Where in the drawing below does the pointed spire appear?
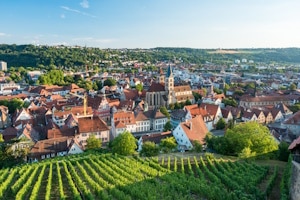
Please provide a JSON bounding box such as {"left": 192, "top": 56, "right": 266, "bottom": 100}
{"left": 166, "top": 64, "right": 173, "bottom": 78}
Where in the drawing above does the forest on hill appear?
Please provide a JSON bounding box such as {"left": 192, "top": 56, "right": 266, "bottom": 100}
{"left": 1, "top": 44, "right": 300, "bottom": 70}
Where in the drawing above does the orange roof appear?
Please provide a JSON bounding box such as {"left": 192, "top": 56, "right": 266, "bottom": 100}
{"left": 180, "top": 115, "right": 208, "bottom": 144}
{"left": 199, "top": 103, "right": 219, "bottom": 117}
{"left": 113, "top": 111, "right": 136, "bottom": 125}
{"left": 115, "top": 121, "right": 127, "bottom": 128}
{"left": 78, "top": 116, "right": 109, "bottom": 133}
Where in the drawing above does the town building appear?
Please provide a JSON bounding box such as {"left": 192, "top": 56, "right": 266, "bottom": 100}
{"left": 145, "top": 65, "right": 194, "bottom": 109}
{"left": 0, "top": 61, "right": 7, "bottom": 71}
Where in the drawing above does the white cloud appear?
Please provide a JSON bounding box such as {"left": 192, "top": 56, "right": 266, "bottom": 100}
{"left": 60, "top": 14, "right": 66, "bottom": 19}
{"left": 0, "top": 32, "right": 9, "bottom": 37}
{"left": 60, "top": 6, "right": 96, "bottom": 18}
{"left": 80, "top": 0, "right": 89, "bottom": 8}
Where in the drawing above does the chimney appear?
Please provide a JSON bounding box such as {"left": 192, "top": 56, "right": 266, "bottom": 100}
{"left": 189, "top": 122, "right": 192, "bottom": 130}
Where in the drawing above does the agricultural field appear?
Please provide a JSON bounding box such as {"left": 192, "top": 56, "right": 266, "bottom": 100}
{"left": 0, "top": 153, "right": 285, "bottom": 200}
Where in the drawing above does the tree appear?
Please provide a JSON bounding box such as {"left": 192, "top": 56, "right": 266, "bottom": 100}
{"left": 278, "top": 142, "right": 290, "bottom": 162}
{"left": 222, "top": 97, "right": 237, "bottom": 107}
{"left": 0, "top": 134, "right": 3, "bottom": 143}
{"left": 136, "top": 83, "right": 143, "bottom": 92}
{"left": 163, "top": 121, "right": 172, "bottom": 132}
{"left": 0, "top": 98, "right": 24, "bottom": 114}
{"left": 174, "top": 102, "right": 181, "bottom": 109}
{"left": 103, "top": 78, "right": 117, "bottom": 87}
{"left": 140, "top": 141, "right": 160, "bottom": 157}
{"left": 216, "top": 118, "right": 226, "bottom": 130}
{"left": 160, "top": 106, "right": 170, "bottom": 119}
{"left": 224, "top": 121, "right": 278, "bottom": 156}
{"left": 192, "top": 140, "right": 203, "bottom": 153}
{"left": 192, "top": 92, "right": 202, "bottom": 102}
{"left": 213, "top": 88, "right": 222, "bottom": 94}
{"left": 185, "top": 99, "right": 192, "bottom": 105}
{"left": 160, "top": 137, "right": 177, "bottom": 153}
{"left": 112, "top": 131, "right": 137, "bottom": 155}
{"left": 86, "top": 135, "right": 102, "bottom": 150}
{"left": 290, "top": 83, "right": 297, "bottom": 91}
{"left": 238, "top": 147, "right": 256, "bottom": 159}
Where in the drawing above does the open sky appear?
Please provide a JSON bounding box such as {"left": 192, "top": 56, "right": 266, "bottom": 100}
{"left": 0, "top": 0, "right": 300, "bottom": 49}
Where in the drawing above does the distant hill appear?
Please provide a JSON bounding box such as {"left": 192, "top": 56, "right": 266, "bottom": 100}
{"left": 1, "top": 44, "right": 300, "bottom": 69}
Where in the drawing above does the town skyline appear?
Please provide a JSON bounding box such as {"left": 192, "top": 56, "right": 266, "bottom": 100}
{"left": 1, "top": 0, "right": 300, "bottom": 49}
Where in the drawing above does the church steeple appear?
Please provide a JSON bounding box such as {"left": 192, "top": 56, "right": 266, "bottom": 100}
{"left": 165, "top": 64, "right": 174, "bottom": 107}
{"left": 165, "top": 64, "right": 174, "bottom": 92}
{"left": 166, "top": 64, "right": 173, "bottom": 78}
{"left": 157, "top": 67, "right": 165, "bottom": 84}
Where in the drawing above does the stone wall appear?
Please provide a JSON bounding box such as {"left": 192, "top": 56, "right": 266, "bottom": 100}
{"left": 291, "top": 161, "right": 300, "bottom": 200}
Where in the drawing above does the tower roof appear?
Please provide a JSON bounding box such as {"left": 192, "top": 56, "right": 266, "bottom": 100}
{"left": 166, "top": 64, "right": 173, "bottom": 78}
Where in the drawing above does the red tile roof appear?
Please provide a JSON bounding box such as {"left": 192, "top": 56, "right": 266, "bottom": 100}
{"left": 180, "top": 115, "right": 208, "bottom": 144}
{"left": 78, "top": 116, "right": 109, "bottom": 133}
{"left": 283, "top": 110, "right": 300, "bottom": 125}
{"left": 289, "top": 136, "right": 300, "bottom": 150}
{"left": 148, "top": 82, "right": 165, "bottom": 92}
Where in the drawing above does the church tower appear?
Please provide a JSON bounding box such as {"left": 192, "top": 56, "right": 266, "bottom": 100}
{"left": 165, "top": 65, "right": 174, "bottom": 105}
{"left": 156, "top": 67, "right": 165, "bottom": 84}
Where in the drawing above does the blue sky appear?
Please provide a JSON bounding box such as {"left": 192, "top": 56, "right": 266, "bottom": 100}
{"left": 0, "top": 0, "right": 300, "bottom": 49}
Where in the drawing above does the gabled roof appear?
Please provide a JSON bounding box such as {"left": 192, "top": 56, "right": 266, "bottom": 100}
{"left": 78, "top": 116, "right": 109, "bottom": 133}
{"left": 274, "top": 103, "right": 292, "bottom": 114}
{"left": 2, "top": 127, "right": 18, "bottom": 142}
{"left": 270, "top": 108, "right": 282, "bottom": 118}
{"left": 289, "top": 136, "right": 300, "bottom": 150}
{"left": 141, "top": 131, "right": 172, "bottom": 144}
{"left": 171, "top": 109, "right": 188, "bottom": 120}
{"left": 148, "top": 82, "right": 165, "bottom": 92}
{"left": 144, "top": 109, "right": 168, "bottom": 119}
{"left": 199, "top": 103, "right": 220, "bottom": 117}
{"left": 115, "top": 121, "right": 126, "bottom": 128}
{"left": 283, "top": 110, "right": 300, "bottom": 125}
{"left": 113, "top": 111, "right": 136, "bottom": 125}
{"left": 179, "top": 115, "right": 208, "bottom": 144}
{"left": 123, "top": 89, "right": 146, "bottom": 101}
{"left": 242, "top": 111, "right": 256, "bottom": 119}
{"left": 135, "top": 111, "right": 150, "bottom": 121}
{"left": 30, "top": 137, "right": 83, "bottom": 156}
{"left": 221, "top": 108, "right": 231, "bottom": 118}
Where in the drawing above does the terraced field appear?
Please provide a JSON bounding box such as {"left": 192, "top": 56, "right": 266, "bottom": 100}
{"left": 0, "top": 154, "right": 284, "bottom": 200}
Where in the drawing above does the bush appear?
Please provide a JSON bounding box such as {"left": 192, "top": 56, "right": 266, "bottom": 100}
{"left": 140, "top": 141, "right": 160, "bottom": 157}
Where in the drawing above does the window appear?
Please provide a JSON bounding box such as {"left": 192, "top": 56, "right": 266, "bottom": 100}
{"left": 82, "top": 133, "right": 87, "bottom": 137}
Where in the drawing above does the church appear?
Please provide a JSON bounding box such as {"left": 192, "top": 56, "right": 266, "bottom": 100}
{"left": 145, "top": 65, "right": 194, "bottom": 109}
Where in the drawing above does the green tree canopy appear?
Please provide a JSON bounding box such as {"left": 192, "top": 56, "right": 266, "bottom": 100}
{"left": 0, "top": 98, "right": 24, "bottom": 114}
{"left": 112, "top": 131, "right": 137, "bottom": 155}
{"left": 86, "top": 135, "right": 102, "bottom": 150}
{"left": 0, "top": 134, "right": 4, "bottom": 143}
{"left": 163, "top": 121, "right": 172, "bottom": 132}
{"left": 135, "top": 83, "right": 143, "bottom": 92}
{"left": 192, "top": 140, "right": 203, "bottom": 153}
{"left": 222, "top": 97, "right": 238, "bottom": 107}
{"left": 290, "top": 83, "right": 297, "bottom": 91}
{"left": 225, "top": 122, "right": 278, "bottom": 156}
{"left": 216, "top": 118, "right": 226, "bottom": 130}
{"left": 160, "top": 137, "right": 177, "bottom": 153}
{"left": 160, "top": 106, "right": 170, "bottom": 119}
{"left": 103, "top": 78, "right": 117, "bottom": 87}
{"left": 140, "top": 141, "right": 159, "bottom": 157}
{"left": 278, "top": 142, "right": 290, "bottom": 162}
{"left": 192, "top": 92, "right": 202, "bottom": 102}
